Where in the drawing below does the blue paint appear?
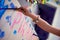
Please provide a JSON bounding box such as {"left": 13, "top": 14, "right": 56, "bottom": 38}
{"left": 6, "top": 16, "right": 11, "bottom": 22}
{"left": 13, "top": 30, "right": 17, "bottom": 35}
{"left": 0, "top": 29, "right": 5, "bottom": 38}
{"left": 0, "top": 0, "right": 8, "bottom": 19}
{"left": 29, "top": 24, "right": 31, "bottom": 27}
{"left": 0, "top": 31, "right": 5, "bottom": 38}
{"left": 6, "top": 16, "right": 11, "bottom": 25}
{"left": 8, "top": 0, "right": 11, "bottom": 2}
{"left": 10, "top": 3, "right": 15, "bottom": 8}
{"left": 0, "top": 0, "right": 5, "bottom": 6}
{"left": 25, "top": 17, "right": 29, "bottom": 22}
{"left": 29, "top": 24, "right": 33, "bottom": 30}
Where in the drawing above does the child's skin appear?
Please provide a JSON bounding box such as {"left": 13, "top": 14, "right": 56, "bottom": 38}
{"left": 17, "top": 7, "right": 60, "bottom": 36}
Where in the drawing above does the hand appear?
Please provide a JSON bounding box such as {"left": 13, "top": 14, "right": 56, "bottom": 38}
{"left": 17, "top": 7, "right": 30, "bottom": 16}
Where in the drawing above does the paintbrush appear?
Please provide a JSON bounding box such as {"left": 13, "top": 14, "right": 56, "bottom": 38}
{"left": 0, "top": 8, "right": 20, "bottom": 10}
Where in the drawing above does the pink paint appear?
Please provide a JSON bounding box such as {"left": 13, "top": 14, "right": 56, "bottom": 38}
{"left": 10, "top": 11, "right": 33, "bottom": 36}
{"left": 18, "top": 18, "right": 33, "bottom": 36}
{"left": 26, "top": 24, "right": 33, "bottom": 35}
{"left": 27, "top": 27, "right": 33, "bottom": 35}
{"left": 25, "top": 20, "right": 33, "bottom": 35}
{"left": 18, "top": 19, "right": 25, "bottom": 33}
{"left": 20, "top": 26, "right": 24, "bottom": 36}
{"left": 10, "top": 12, "right": 23, "bottom": 29}
{"left": 18, "top": 17, "right": 30, "bottom": 36}
{"left": 18, "top": 25, "right": 24, "bottom": 36}
{"left": 18, "top": 19, "right": 25, "bottom": 36}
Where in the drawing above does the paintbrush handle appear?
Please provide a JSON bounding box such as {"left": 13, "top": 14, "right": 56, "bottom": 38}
{"left": 0, "top": 8, "right": 20, "bottom": 10}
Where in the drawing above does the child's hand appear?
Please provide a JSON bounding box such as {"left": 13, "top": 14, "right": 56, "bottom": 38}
{"left": 17, "top": 7, "right": 30, "bottom": 16}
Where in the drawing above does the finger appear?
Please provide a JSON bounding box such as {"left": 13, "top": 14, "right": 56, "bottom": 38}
{"left": 19, "top": 7, "right": 27, "bottom": 12}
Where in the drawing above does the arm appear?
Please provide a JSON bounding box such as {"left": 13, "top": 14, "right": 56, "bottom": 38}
{"left": 18, "top": 7, "right": 60, "bottom": 36}
{"left": 28, "top": 13, "right": 60, "bottom": 36}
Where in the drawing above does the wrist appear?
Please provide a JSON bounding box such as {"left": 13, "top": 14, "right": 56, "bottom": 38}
{"left": 28, "top": 13, "right": 39, "bottom": 20}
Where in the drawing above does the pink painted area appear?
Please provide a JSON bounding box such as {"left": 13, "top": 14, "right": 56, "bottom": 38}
{"left": 18, "top": 18, "right": 33, "bottom": 37}
{"left": 18, "top": 18, "right": 25, "bottom": 32}
{"left": 10, "top": 12, "right": 23, "bottom": 29}
{"left": 25, "top": 24, "right": 33, "bottom": 35}
{"left": 25, "top": 20, "right": 33, "bottom": 34}
{"left": 23, "top": 22, "right": 33, "bottom": 40}
{"left": 18, "top": 19, "right": 26, "bottom": 36}
{"left": 24, "top": 20, "right": 33, "bottom": 37}
{"left": 10, "top": 11, "right": 33, "bottom": 38}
